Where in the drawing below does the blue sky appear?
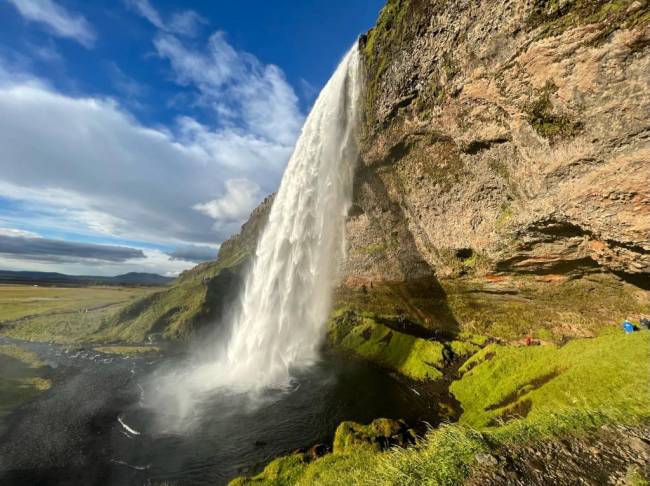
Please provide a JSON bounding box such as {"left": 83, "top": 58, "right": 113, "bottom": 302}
{"left": 0, "top": 0, "right": 383, "bottom": 276}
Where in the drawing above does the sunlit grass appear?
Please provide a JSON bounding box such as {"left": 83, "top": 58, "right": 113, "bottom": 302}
{"left": 0, "top": 284, "right": 156, "bottom": 343}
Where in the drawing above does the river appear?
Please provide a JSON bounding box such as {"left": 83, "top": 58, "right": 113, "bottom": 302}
{"left": 0, "top": 337, "right": 438, "bottom": 485}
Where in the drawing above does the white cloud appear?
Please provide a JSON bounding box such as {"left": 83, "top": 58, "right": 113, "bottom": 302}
{"left": 168, "top": 10, "right": 206, "bottom": 36}
{"left": 107, "top": 62, "right": 147, "bottom": 98}
{"left": 7, "top": 0, "right": 96, "bottom": 47}
{"left": 0, "top": 6, "right": 306, "bottom": 275}
{"left": 126, "top": 0, "right": 205, "bottom": 36}
{"left": 0, "top": 228, "right": 39, "bottom": 238}
{"left": 194, "top": 178, "right": 262, "bottom": 223}
{"left": 0, "top": 82, "right": 283, "bottom": 244}
{"left": 0, "top": 33, "right": 302, "bottom": 249}
{"left": 155, "top": 31, "right": 303, "bottom": 146}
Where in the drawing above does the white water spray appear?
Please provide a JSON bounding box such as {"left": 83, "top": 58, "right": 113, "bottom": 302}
{"left": 153, "top": 45, "right": 363, "bottom": 409}
{"left": 220, "top": 45, "right": 363, "bottom": 387}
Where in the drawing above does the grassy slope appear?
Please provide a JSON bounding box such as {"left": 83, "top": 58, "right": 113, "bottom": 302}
{"left": 97, "top": 249, "right": 249, "bottom": 343}
{"left": 95, "top": 194, "right": 273, "bottom": 343}
{"left": 0, "top": 285, "right": 153, "bottom": 323}
{"left": 452, "top": 330, "right": 650, "bottom": 429}
{"left": 329, "top": 309, "right": 483, "bottom": 380}
{"left": 233, "top": 330, "right": 650, "bottom": 485}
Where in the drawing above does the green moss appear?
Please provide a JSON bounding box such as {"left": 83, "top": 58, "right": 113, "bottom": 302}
{"left": 236, "top": 328, "right": 648, "bottom": 483}
{"left": 233, "top": 330, "right": 650, "bottom": 485}
{"left": 354, "top": 240, "right": 399, "bottom": 256}
{"left": 449, "top": 340, "right": 481, "bottom": 360}
{"left": 335, "top": 316, "right": 446, "bottom": 380}
{"left": 524, "top": 81, "right": 581, "bottom": 140}
{"left": 458, "top": 332, "right": 489, "bottom": 347}
{"left": 362, "top": 0, "right": 414, "bottom": 129}
{"left": 451, "top": 331, "right": 650, "bottom": 428}
{"left": 626, "top": 468, "right": 650, "bottom": 486}
{"left": 529, "top": 0, "right": 650, "bottom": 44}
{"left": 230, "top": 454, "right": 307, "bottom": 486}
{"left": 333, "top": 418, "right": 414, "bottom": 453}
{"left": 458, "top": 343, "right": 499, "bottom": 375}
{"left": 331, "top": 277, "right": 460, "bottom": 338}
{"left": 495, "top": 203, "right": 514, "bottom": 227}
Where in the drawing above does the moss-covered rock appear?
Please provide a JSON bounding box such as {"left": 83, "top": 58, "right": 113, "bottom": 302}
{"left": 329, "top": 312, "right": 447, "bottom": 380}
{"left": 229, "top": 453, "right": 307, "bottom": 486}
{"left": 333, "top": 418, "right": 416, "bottom": 453}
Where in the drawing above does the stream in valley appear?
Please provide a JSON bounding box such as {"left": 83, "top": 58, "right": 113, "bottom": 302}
{"left": 0, "top": 337, "right": 437, "bottom": 485}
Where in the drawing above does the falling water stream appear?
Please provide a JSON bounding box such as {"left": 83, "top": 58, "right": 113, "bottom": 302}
{"left": 221, "top": 45, "right": 362, "bottom": 387}
{"left": 168, "top": 45, "right": 364, "bottom": 397}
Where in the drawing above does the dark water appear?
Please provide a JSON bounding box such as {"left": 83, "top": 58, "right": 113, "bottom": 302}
{"left": 0, "top": 339, "right": 436, "bottom": 486}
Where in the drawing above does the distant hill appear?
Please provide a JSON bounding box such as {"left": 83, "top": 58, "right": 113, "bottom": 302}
{"left": 0, "top": 270, "right": 174, "bottom": 287}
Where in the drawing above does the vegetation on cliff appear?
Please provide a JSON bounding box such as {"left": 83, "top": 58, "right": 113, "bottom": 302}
{"left": 98, "top": 194, "right": 275, "bottom": 343}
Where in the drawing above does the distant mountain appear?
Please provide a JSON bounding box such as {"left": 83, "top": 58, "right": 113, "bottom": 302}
{"left": 110, "top": 272, "right": 174, "bottom": 286}
{"left": 0, "top": 270, "right": 174, "bottom": 287}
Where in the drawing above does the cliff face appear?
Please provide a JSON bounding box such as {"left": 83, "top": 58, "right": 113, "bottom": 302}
{"left": 350, "top": 0, "right": 649, "bottom": 281}
{"left": 332, "top": 0, "right": 650, "bottom": 345}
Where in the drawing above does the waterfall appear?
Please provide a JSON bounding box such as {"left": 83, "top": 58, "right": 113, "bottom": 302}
{"left": 148, "top": 46, "right": 363, "bottom": 427}
{"left": 218, "top": 45, "right": 362, "bottom": 387}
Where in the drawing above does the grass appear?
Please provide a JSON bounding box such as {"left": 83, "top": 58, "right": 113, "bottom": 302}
{"left": 0, "top": 284, "right": 152, "bottom": 323}
{"left": 94, "top": 345, "right": 161, "bottom": 355}
{"left": 0, "top": 284, "right": 157, "bottom": 344}
{"left": 451, "top": 330, "right": 650, "bottom": 428}
{"left": 330, "top": 313, "right": 447, "bottom": 380}
{"left": 232, "top": 330, "right": 650, "bottom": 485}
{"left": 100, "top": 250, "right": 248, "bottom": 343}
{"left": 0, "top": 344, "right": 46, "bottom": 368}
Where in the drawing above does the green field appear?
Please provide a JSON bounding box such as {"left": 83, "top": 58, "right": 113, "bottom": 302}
{"left": 0, "top": 284, "right": 158, "bottom": 343}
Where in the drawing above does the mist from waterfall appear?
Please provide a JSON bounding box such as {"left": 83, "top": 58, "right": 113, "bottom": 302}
{"left": 148, "top": 45, "right": 363, "bottom": 422}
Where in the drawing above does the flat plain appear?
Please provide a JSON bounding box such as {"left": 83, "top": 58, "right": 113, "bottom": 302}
{"left": 0, "top": 284, "right": 158, "bottom": 343}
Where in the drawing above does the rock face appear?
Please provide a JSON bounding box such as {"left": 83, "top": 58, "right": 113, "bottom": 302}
{"left": 332, "top": 0, "right": 650, "bottom": 344}
{"left": 466, "top": 424, "right": 650, "bottom": 486}
{"left": 349, "top": 0, "right": 649, "bottom": 282}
